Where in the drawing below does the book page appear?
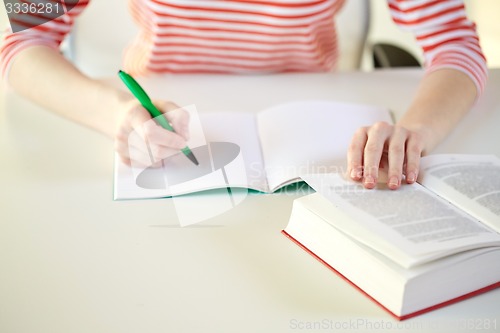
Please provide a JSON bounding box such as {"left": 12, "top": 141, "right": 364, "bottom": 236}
{"left": 114, "top": 111, "right": 268, "bottom": 199}
{"left": 256, "top": 100, "right": 392, "bottom": 191}
{"left": 301, "top": 173, "right": 500, "bottom": 267}
{"left": 419, "top": 154, "right": 500, "bottom": 232}
{"left": 189, "top": 112, "right": 268, "bottom": 191}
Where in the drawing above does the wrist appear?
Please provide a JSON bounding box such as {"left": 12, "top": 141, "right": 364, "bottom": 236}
{"left": 92, "top": 80, "right": 136, "bottom": 137}
{"left": 397, "top": 120, "right": 438, "bottom": 155}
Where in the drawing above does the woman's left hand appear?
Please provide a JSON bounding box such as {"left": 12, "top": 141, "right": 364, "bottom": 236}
{"left": 347, "top": 121, "right": 428, "bottom": 190}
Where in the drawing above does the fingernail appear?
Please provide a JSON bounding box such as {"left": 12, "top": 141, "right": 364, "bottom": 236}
{"left": 407, "top": 172, "right": 416, "bottom": 183}
{"left": 389, "top": 176, "right": 399, "bottom": 189}
{"left": 364, "top": 175, "right": 375, "bottom": 187}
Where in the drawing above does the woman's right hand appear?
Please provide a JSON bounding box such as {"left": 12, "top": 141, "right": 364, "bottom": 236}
{"left": 114, "top": 99, "right": 191, "bottom": 167}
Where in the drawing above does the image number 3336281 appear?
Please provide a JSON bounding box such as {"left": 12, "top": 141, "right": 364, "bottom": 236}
{"left": 3, "top": 0, "right": 79, "bottom": 33}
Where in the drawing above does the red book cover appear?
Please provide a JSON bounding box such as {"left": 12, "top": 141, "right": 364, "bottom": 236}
{"left": 281, "top": 229, "right": 500, "bottom": 320}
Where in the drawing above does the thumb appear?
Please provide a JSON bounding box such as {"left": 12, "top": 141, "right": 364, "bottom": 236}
{"left": 162, "top": 106, "right": 190, "bottom": 141}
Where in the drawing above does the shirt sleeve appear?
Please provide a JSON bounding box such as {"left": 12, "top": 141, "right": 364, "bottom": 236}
{"left": 0, "top": 0, "right": 90, "bottom": 80}
{"left": 387, "top": 0, "right": 487, "bottom": 96}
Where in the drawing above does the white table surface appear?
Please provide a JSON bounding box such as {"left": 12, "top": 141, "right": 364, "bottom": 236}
{"left": 1, "top": 69, "right": 499, "bottom": 333}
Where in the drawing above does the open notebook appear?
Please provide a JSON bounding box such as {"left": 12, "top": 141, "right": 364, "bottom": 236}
{"left": 114, "top": 100, "right": 392, "bottom": 200}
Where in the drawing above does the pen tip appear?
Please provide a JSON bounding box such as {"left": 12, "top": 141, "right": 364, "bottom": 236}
{"left": 186, "top": 152, "right": 199, "bottom": 166}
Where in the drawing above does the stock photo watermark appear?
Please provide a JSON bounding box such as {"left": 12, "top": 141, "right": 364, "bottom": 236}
{"left": 2, "top": 0, "right": 79, "bottom": 33}
{"left": 288, "top": 317, "right": 498, "bottom": 331}
{"left": 127, "top": 105, "right": 249, "bottom": 226}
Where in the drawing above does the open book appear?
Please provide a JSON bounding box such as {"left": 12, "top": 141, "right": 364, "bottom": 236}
{"left": 283, "top": 154, "right": 500, "bottom": 320}
{"left": 114, "top": 100, "right": 391, "bottom": 199}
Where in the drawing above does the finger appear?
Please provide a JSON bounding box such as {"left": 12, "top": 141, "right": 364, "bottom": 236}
{"left": 141, "top": 116, "right": 187, "bottom": 163}
{"left": 118, "top": 126, "right": 183, "bottom": 167}
{"left": 115, "top": 138, "right": 155, "bottom": 168}
{"left": 162, "top": 106, "right": 191, "bottom": 141}
{"left": 127, "top": 105, "right": 156, "bottom": 141}
{"left": 405, "top": 132, "right": 423, "bottom": 184}
{"left": 142, "top": 118, "right": 187, "bottom": 149}
{"left": 123, "top": 107, "right": 186, "bottom": 165}
{"left": 155, "top": 100, "right": 182, "bottom": 113}
{"left": 127, "top": 105, "right": 181, "bottom": 146}
{"left": 387, "top": 127, "right": 408, "bottom": 190}
{"left": 347, "top": 127, "right": 368, "bottom": 181}
{"left": 116, "top": 128, "right": 168, "bottom": 168}
{"left": 148, "top": 142, "right": 182, "bottom": 163}
{"left": 153, "top": 101, "right": 190, "bottom": 140}
{"left": 120, "top": 105, "right": 185, "bottom": 149}
{"left": 117, "top": 100, "right": 187, "bottom": 167}
{"left": 363, "top": 122, "right": 392, "bottom": 189}
{"left": 116, "top": 122, "right": 150, "bottom": 153}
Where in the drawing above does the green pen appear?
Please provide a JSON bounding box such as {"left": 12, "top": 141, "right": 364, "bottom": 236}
{"left": 118, "top": 70, "right": 199, "bottom": 166}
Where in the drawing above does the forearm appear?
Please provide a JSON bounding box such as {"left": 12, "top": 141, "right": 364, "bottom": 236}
{"left": 397, "top": 68, "right": 477, "bottom": 154}
{"left": 8, "top": 45, "right": 130, "bottom": 137}
{"left": 7, "top": 45, "right": 190, "bottom": 167}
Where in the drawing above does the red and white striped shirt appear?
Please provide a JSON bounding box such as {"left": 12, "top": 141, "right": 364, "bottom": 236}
{"left": 0, "top": 0, "right": 487, "bottom": 94}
